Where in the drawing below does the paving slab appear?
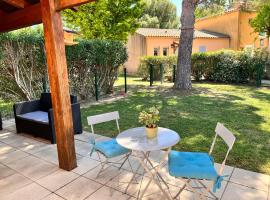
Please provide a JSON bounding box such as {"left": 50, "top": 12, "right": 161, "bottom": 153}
{"left": 230, "top": 167, "right": 270, "bottom": 191}
{"left": 37, "top": 169, "right": 79, "bottom": 192}
{"left": 55, "top": 176, "right": 102, "bottom": 200}
{"left": 222, "top": 182, "right": 268, "bottom": 200}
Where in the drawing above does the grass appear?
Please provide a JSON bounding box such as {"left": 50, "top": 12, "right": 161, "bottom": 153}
{"left": 81, "top": 77, "right": 270, "bottom": 175}
{"left": 0, "top": 99, "right": 13, "bottom": 119}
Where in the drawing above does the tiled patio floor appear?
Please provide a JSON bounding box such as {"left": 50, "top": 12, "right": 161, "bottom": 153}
{"left": 0, "top": 119, "right": 269, "bottom": 200}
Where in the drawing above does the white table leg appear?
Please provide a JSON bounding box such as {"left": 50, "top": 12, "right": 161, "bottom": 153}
{"left": 134, "top": 150, "right": 172, "bottom": 200}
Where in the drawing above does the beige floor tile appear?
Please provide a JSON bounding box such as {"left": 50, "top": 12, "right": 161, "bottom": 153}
{"left": 2, "top": 182, "right": 51, "bottom": 200}
{"left": 37, "top": 169, "right": 79, "bottom": 191}
{"left": 230, "top": 168, "right": 270, "bottom": 191}
{"left": 20, "top": 141, "right": 50, "bottom": 154}
{"left": 107, "top": 170, "right": 146, "bottom": 197}
{"left": 214, "top": 163, "right": 234, "bottom": 181}
{"left": 120, "top": 155, "right": 144, "bottom": 175}
{"left": 6, "top": 155, "right": 58, "bottom": 181}
{"left": 0, "top": 149, "right": 29, "bottom": 164}
{"left": 0, "top": 173, "right": 32, "bottom": 196}
{"left": 55, "top": 176, "right": 102, "bottom": 200}
{"left": 5, "top": 125, "right": 16, "bottom": 132}
{"left": 2, "top": 119, "right": 15, "bottom": 129}
{"left": 85, "top": 185, "right": 130, "bottom": 200}
{"left": 75, "top": 140, "right": 91, "bottom": 156}
{"left": 0, "top": 163, "right": 16, "bottom": 179}
{"left": 88, "top": 151, "right": 107, "bottom": 161}
{"left": 0, "top": 130, "right": 16, "bottom": 138}
{"left": 74, "top": 132, "right": 101, "bottom": 143}
{"left": 72, "top": 156, "right": 100, "bottom": 175}
{"left": 33, "top": 145, "right": 59, "bottom": 164}
{"left": 42, "top": 193, "right": 65, "bottom": 200}
{"left": 95, "top": 135, "right": 112, "bottom": 142}
{"left": 141, "top": 184, "right": 182, "bottom": 200}
{"left": 83, "top": 165, "right": 121, "bottom": 184}
{"left": 191, "top": 179, "right": 228, "bottom": 199}
{"left": 222, "top": 182, "right": 268, "bottom": 200}
{"left": 0, "top": 141, "right": 16, "bottom": 156}
{"left": 3, "top": 134, "right": 40, "bottom": 148}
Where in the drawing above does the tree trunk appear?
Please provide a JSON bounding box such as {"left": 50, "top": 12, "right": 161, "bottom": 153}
{"left": 174, "top": 0, "right": 196, "bottom": 90}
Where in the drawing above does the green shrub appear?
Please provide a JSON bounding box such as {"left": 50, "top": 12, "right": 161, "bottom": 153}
{"left": 66, "top": 39, "right": 128, "bottom": 99}
{"left": 138, "top": 49, "right": 270, "bottom": 84}
{"left": 0, "top": 28, "right": 46, "bottom": 101}
{"left": 0, "top": 28, "right": 127, "bottom": 102}
{"left": 138, "top": 56, "right": 176, "bottom": 80}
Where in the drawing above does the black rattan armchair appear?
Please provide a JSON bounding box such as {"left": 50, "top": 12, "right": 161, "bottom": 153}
{"left": 13, "top": 93, "right": 82, "bottom": 144}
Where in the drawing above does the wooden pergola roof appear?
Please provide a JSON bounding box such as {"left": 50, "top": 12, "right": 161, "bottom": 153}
{"left": 0, "top": 0, "right": 95, "bottom": 171}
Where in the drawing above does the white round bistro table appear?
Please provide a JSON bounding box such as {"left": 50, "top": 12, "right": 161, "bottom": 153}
{"left": 116, "top": 127, "right": 180, "bottom": 200}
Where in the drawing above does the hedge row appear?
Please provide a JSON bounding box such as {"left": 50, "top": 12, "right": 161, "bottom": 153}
{"left": 138, "top": 49, "right": 270, "bottom": 84}
{"left": 0, "top": 28, "right": 127, "bottom": 102}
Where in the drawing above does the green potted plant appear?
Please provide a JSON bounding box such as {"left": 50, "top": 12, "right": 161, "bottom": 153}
{"left": 138, "top": 107, "right": 160, "bottom": 139}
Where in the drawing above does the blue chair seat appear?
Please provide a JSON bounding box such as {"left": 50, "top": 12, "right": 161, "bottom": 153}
{"left": 168, "top": 151, "right": 218, "bottom": 180}
{"left": 95, "top": 139, "right": 130, "bottom": 158}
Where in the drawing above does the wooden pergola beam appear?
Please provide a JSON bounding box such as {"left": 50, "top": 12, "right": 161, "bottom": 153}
{"left": 0, "top": 3, "right": 42, "bottom": 33}
{"left": 3, "top": 0, "right": 30, "bottom": 8}
{"left": 0, "top": 10, "right": 7, "bottom": 16}
{"left": 55, "top": 0, "right": 95, "bottom": 11}
{"left": 41, "top": 0, "right": 77, "bottom": 170}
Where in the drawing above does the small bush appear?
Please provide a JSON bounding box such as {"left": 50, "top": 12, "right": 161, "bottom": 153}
{"left": 138, "top": 56, "right": 176, "bottom": 80}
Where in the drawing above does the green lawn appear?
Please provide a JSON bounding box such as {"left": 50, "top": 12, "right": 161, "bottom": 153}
{"left": 81, "top": 77, "right": 270, "bottom": 175}
{"left": 0, "top": 99, "right": 13, "bottom": 119}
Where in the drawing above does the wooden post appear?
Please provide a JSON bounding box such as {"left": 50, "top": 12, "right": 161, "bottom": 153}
{"left": 41, "top": 0, "right": 77, "bottom": 170}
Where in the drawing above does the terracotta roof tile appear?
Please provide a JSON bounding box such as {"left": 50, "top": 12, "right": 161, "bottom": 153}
{"left": 136, "top": 28, "right": 230, "bottom": 39}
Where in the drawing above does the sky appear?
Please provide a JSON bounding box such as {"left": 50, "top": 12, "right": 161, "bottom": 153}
{"left": 171, "top": 0, "right": 182, "bottom": 16}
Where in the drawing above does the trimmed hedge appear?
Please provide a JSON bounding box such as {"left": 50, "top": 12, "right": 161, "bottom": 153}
{"left": 138, "top": 56, "right": 176, "bottom": 80}
{"left": 66, "top": 39, "right": 128, "bottom": 99}
{"left": 0, "top": 28, "right": 128, "bottom": 102}
{"left": 138, "top": 49, "right": 270, "bottom": 84}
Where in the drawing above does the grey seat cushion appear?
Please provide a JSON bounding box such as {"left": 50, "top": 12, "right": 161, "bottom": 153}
{"left": 18, "top": 111, "right": 49, "bottom": 124}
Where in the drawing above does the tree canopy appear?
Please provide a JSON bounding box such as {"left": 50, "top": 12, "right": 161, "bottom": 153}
{"left": 195, "top": 4, "right": 224, "bottom": 18}
{"left": 250, "top": 3, "right": 270, "bottom": 37}
{"left": 62, "top": 0, "right": 144, "bottom": 42}
{"left": 138, "top": 0, "right": 179, "bottom": 29}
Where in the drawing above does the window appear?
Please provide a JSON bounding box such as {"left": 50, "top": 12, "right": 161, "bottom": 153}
{"left": 259, "top": 32, "right": 266, "bottom": 37}
{"left": 153, "top": 48, "right": 159, "bottom": 56}
{"left": 199, "top": 46, "right": 206, "bottom": 52}
{"left": 260, "top": 39, "right": 264, "bottom": 47}
{"left": 163, "top": 48, "right": 169, "bottom": 56}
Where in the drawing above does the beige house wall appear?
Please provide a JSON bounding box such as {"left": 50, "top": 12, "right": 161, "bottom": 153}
{"left": 239, "top": 12, "right": 269, "bottom": 49}
{"left": 125, "top": 35, "right": 230, "bottom": 74}
{"left": 145, "top": 37, "right": 178, "bottom": 56}
{"left": 125, "top": 33, "right": 146, "bottom": 74}
{"left": 193, "top": 38, "right": 230, "bottom": 52}
{"left": 195, "top": 10, "right": 269, "bottom": 50}
{"left": 195, "top": 11, "right": 239, "bottom": 50}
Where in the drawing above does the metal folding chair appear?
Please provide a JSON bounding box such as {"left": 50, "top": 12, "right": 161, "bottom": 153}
{"left": 87, "top": 111, "right": 133, "bottom": 178}
{"left": 168, "top": 122, "right": 236, "bottom": 199}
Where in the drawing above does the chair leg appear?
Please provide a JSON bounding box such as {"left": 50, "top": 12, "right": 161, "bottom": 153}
{"left": 174, "top": 179, "right": 205, "bottom": 200}
{"left": 118, "top": 152, "right": 131, "bottom": 170}
{"left": 197, "top": 180, "right": 219, "bottom": 200}
{"left": 173, "top": 179, "right": 188, "bottom": 199}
